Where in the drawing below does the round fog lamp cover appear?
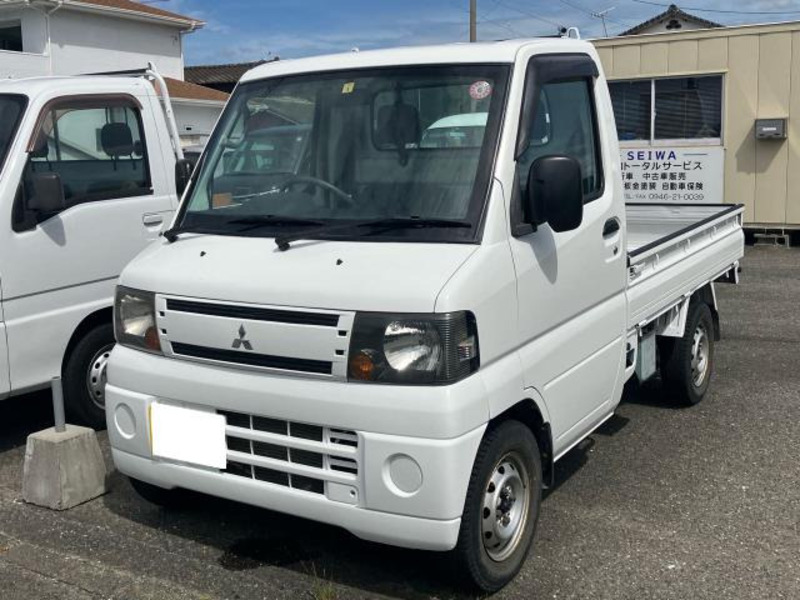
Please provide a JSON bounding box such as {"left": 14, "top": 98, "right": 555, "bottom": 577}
{"left": 385, "top": 454, "right": 423, "bottom": 495}
{"left": 114, "top": 403, "right": 137, "bottom": 440}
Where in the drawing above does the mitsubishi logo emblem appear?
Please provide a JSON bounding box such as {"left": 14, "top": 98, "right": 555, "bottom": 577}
{"left": 232, "top": 324, "right": 253, "bottom": 350}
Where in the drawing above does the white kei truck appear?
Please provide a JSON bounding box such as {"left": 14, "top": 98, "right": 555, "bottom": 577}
{"left": 106, "top": 38, "right": 744, "bottom": 591}
{"left": 0, "top": 66, "right": 193, "bottom": 428}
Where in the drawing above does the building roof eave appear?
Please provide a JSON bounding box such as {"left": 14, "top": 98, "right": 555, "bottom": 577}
{"left": 593, "top": 18, "right": 800, "bottom": 46}
{"left": 620, "top": 3, "right": 720, "bottom": 36}
{"left": 11, "top": 0, "right": 205, "bottom": 31}
{"left": 170, "top": 97, "right": 227, "bottom": 107}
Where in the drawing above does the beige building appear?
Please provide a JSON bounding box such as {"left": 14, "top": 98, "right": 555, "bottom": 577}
{"left": 594, "top": 20, "right": 800, "bottom": 231}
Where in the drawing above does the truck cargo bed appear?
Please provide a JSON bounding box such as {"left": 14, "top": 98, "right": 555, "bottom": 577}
{"left": 625, "top": 203, "right": 744, "bottom": 331}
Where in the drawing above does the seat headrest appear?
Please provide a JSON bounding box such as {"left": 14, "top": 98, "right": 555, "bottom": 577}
{"left": 101, "top": 122, "right": 134, "bottom": 157}
{"left": 375, "top": 103, "right": 420, "bottom": 149}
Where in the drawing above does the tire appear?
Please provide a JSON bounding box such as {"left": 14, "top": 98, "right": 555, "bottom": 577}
{"left": 63, "top": 322, "right": 115, "bottom": 429}
{"left": 129, "top": 477, "right": 191, "bottom": 509}
{"left": 659, "top": 301, "right": 715, "bottom": 406}
{"left": 452, "top": 420, "right": 542, "bottom": 593}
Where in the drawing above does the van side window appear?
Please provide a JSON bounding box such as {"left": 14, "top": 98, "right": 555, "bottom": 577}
{"left": 518, "top": 79, "right": 603, "bottom": 204}
{"left": 22, "top": 97, "right": 151, "bottom": 215}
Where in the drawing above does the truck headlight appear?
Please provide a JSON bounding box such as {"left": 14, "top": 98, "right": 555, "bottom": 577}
{"left": 114, "top": 286, "right": 161, "bottom": 354}
{"left": 348, "top": 311, "right": 479, "bottom": 384}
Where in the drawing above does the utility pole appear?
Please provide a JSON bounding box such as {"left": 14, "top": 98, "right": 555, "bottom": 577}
{"left": 469, "top": 0, "right": 477, "bottom": 42}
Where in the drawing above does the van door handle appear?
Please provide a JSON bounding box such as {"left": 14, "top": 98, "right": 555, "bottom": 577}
{"left": 603, "top": 218, "right": 620, "bottom": 237}
{"left": 143, "top": 213, "right": 164, "bottom": 227}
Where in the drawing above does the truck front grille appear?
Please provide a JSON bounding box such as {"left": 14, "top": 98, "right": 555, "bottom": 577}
{"left": 157, "top": 296, "right": 354, "bottom": 380}
{"left": 171, "top": 342, "right": 333, "bottom": 375}
{"left": 219, "top": 410, "right": 359, "bottom": 499}
{"left": 166, "top": 299, "right": 340, "bottom": 327}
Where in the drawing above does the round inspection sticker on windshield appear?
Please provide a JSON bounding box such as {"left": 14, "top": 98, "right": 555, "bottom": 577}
{"left": 469, "top": 80, "right": 492, "bottom": 100}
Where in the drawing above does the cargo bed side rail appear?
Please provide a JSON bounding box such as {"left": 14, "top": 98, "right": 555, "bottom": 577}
{"left": 626, "top": 203, "right": 744, "bottom": 333}
{"left": 628, "top": 203, "right": 744, "bottom": 267}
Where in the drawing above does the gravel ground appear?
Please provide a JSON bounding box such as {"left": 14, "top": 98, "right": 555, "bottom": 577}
{"left": 0, "top": 245, "right": 798, "bottom": 599}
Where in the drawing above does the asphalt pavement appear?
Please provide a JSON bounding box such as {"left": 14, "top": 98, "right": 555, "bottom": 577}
{"left": 0, "top": 245, "right": 798, "bottom": 599}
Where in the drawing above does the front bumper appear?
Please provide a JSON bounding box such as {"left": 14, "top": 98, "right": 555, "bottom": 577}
{"left": 106, "top": 345, "right": 488, "bottom": 551}
{"left": 113, "top": 448, "right": 462, "bottom": 551}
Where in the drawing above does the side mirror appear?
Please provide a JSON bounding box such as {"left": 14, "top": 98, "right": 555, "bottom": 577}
{"left": 25, "top": 172, "right": 65, "bottom": 214}
{"left": 526, "top": 155, "right": 583, "bottom": 233}
{"left": 175, "top": 158, "right": 193, "bottom": 196}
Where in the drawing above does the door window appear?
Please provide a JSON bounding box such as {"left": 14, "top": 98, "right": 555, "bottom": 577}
{"left": 517, "top": 79, "right": 603, "bottom": 203}
{"left": 0, "top": 94, "right": 26, "bottom": 174}
{"left": 22, "top": 96, "right": 151, "bottom": 214}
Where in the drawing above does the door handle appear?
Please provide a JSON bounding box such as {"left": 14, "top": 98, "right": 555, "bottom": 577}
{"left": 602, "top": 218, "right": 620, "bottom": 237}
{"left": 143, "top": 213, "right": 164, "bottom": 227}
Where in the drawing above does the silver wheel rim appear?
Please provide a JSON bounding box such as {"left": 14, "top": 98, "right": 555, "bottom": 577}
{"left": 690, "top": 323, "right": 710, "bottom": 387}
{"left": 86, "top": 344, "right": 113, "bottom": 410}
{"left": 481, "top": 452, "right": 531, "bottom": 562}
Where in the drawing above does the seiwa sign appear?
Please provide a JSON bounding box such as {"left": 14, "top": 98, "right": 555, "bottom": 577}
{"left": 620, "top": 147, "right": 724, "bottom": 204}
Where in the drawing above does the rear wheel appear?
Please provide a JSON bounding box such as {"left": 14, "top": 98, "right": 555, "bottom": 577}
{"left": 453, "top": 420, "right": 542, "bottom": 593}
{"left": 63, "top": 322, "right": 115, "bottom": 429}
{"left": 659, "top": 301, "right": 715, "bottom": 406}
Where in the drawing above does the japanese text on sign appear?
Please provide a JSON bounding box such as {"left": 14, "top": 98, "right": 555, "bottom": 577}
{"left": 620, "top": 147, "right": 724, "bottom": 204}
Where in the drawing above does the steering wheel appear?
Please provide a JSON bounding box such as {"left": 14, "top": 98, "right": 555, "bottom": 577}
{"left": 280, "top": 175, "right": 356, "bottom": 208}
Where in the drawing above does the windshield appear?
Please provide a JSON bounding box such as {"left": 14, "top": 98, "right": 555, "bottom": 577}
{"left": 179, "top": 65, "right": 509, "bottom": 243}
{"left": 0, "top": 95, "right": 27, "bottom": 175}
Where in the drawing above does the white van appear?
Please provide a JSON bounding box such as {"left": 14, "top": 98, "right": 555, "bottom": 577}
{"left": 0, "top": 69, "right": 191, "bottom": 427}
{"left": 106, "top": 39, "right": 744, "bottom": 591}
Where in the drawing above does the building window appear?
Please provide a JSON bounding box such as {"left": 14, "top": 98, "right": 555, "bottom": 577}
{"left": 609, "top": 75, "right": 723, "bottom": 144}
{"left": 610, "top": 80, "right": 651, "bottom": 142}
{"left": 0, "top": 22, "right": 23, "bottom": 52}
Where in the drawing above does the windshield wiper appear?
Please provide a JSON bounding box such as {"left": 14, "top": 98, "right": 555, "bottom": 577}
{"left": 162, "top": 225, "right": 235, "bottom": 243}
{"left": 163, "top": 215, "right": 326, "bottom": 242}
{"left": 274, "top": 217, "right": 471, "bottom": 251}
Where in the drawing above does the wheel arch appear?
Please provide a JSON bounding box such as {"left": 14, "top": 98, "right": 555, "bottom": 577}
{"left": 489, "top": 397, "right": 554, "bottom": 489}
{"left": 61, "top": 306, "right": 114, "bottom": 373}
{"left": 693, "top": 283, "right": 720, "bottom": 341}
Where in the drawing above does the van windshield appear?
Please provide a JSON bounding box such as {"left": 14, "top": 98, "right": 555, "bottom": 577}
{"left": 0, "top": 95, "right": 26, "bottom": 175}
{"left": 179, "top": 65, "right": 509, "bottom": 243}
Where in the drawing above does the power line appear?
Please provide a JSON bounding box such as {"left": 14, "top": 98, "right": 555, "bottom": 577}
{"left": 480, "top": 19, "right": 529, "bottom": 37}
{"left": 631, "top": 0, "right": 800, "bottom": 15}
{"left": 494, "top": 1, "right": 568, "bottom": 30}
{"left": 481, "top": 0, "right": 504, "bottom": 20}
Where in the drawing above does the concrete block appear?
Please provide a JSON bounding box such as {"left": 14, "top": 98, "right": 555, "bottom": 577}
{"left": 22, "top": 425, "right": 107, "bottom": 510}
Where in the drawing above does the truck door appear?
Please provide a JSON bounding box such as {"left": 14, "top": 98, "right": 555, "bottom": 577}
{"left": 1, "top": 92, "right": 175, "bottom": 393}
{"left": 508, "top": 54, "right": 627, "bottom": 457}
{"left": 0, "top": 94, "right": 27, "bottom": 398}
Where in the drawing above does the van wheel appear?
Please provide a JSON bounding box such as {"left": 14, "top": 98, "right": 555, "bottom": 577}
{"left": 63, "top": 323, "right": 115, "bottom": 429}
{"left": 453, "top": 420, "right": 542, "bottom": 593}
{"left": 659, "top": 301, "right": 715, "bottom": 406}
{"left": 129, "top": 477, "right": 191, "bottom": 509}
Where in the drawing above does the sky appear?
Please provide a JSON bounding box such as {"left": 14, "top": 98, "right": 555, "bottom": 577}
{"left": 157, "top": 0, "right": 800, "bottom": 66}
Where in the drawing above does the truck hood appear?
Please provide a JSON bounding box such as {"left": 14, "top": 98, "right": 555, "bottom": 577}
{"left": 120, "top": 235, "right": 478, "bottom": 312}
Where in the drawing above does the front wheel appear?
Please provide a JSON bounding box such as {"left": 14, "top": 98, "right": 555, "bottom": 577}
{"left": 63, "top": 322, "right": 115, "bottom": 429}
{"left": 452, "top": 420, "right": 542, "bottom": 593}
{"left": 129, "top": 477, "right": 192, "bottom": 509}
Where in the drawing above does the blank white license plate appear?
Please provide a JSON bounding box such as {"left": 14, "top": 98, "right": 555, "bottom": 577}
{"left": 150, "top": 403, "right": 227, "bottom": 469}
